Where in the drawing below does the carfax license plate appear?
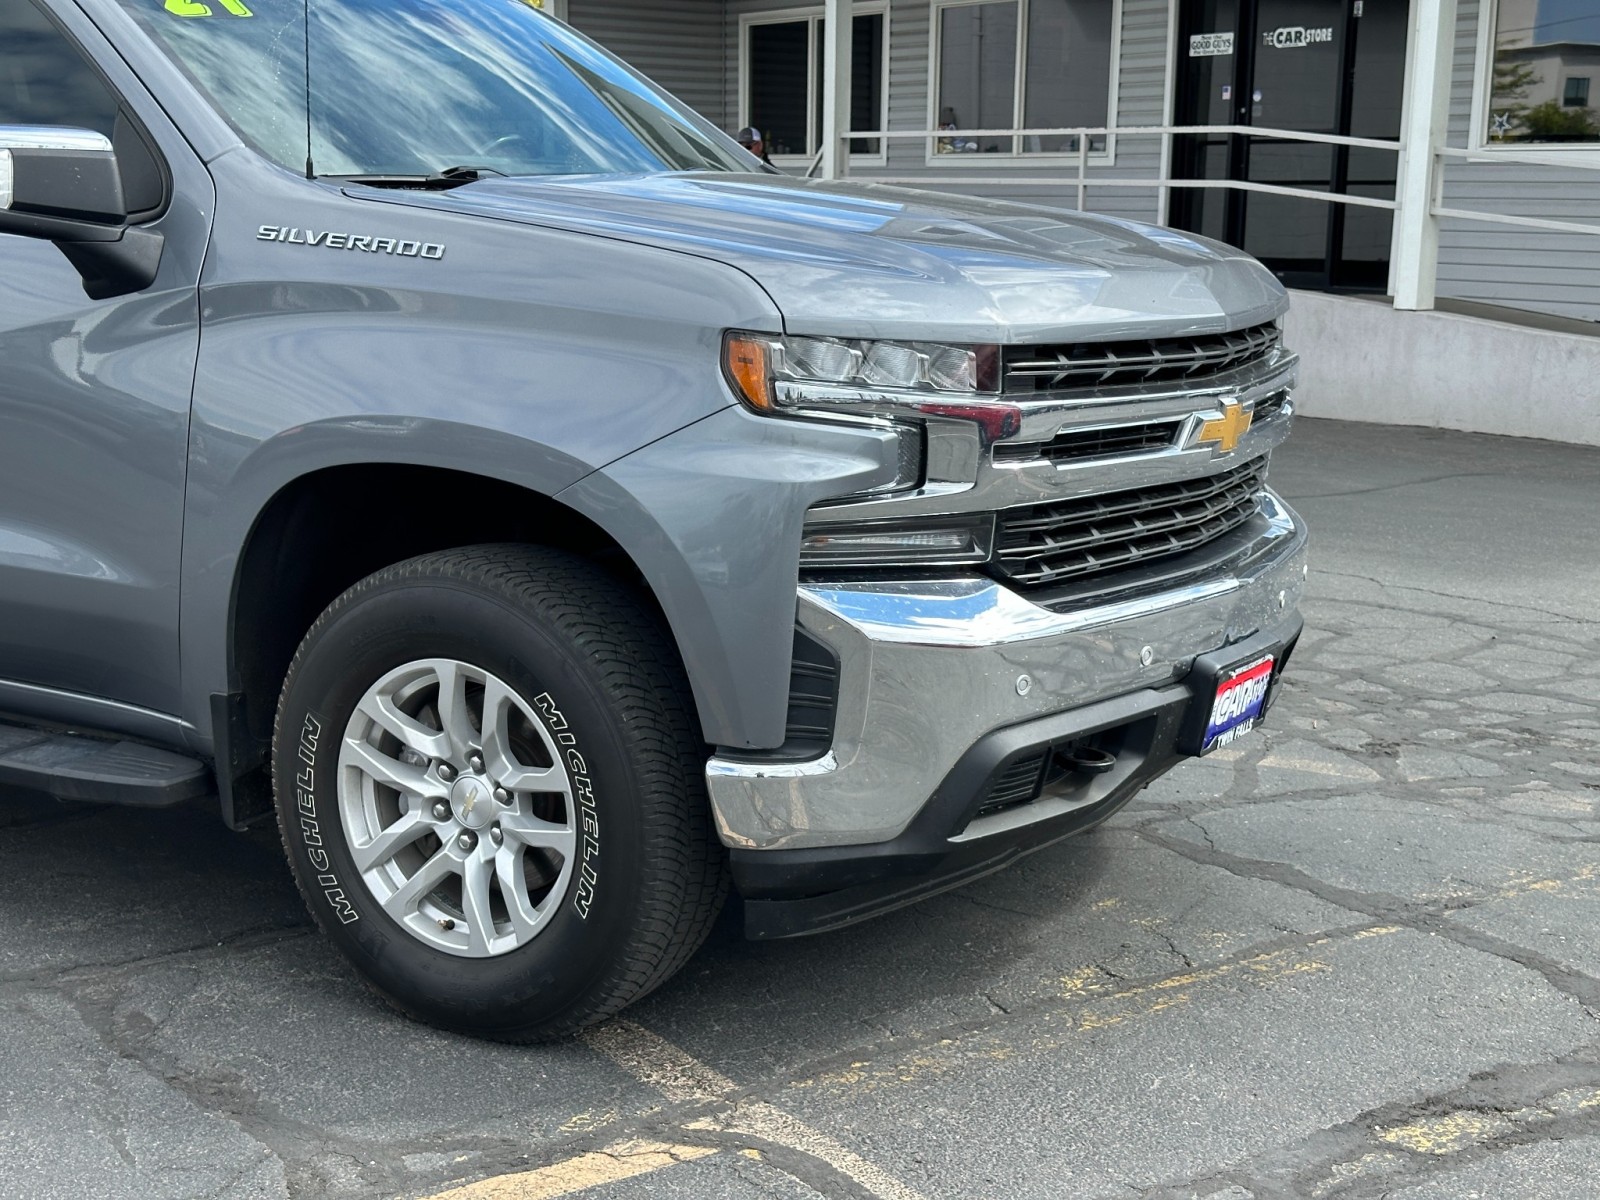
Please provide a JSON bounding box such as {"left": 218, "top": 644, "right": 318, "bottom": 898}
{"left": 1201, "top": 653, "right": 1275, "bottom": 753}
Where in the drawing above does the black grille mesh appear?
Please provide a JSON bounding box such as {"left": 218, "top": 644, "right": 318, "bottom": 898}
{"left": 993, "top": 458, "right": 1268, "bottom": 588}
{"left": 778, "top": 629, "right": 839, "bottom": 759}
{"left": 976, "top": 754, "right": 1048, "bottom": 817}
{"left": 993, "top": 420, "right": 1184, "bottom": 465}
{"left": 1004, "top": 323, "right": 1280, "bottom": 393}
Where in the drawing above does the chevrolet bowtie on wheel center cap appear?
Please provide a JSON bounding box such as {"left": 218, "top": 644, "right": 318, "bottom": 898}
{"left": 338, "top": 659, "right": 577, "bottom": 959}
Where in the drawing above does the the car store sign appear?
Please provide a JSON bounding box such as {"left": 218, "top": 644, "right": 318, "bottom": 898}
{"left": 1263, "top": 25, "right": 1334, "bottom": 48}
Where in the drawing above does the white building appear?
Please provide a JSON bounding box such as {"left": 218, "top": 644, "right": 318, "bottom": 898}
{"left": 543, "top": 0, "right": 1600, "bottom": 443}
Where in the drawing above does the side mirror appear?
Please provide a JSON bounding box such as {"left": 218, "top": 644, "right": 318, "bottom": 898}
{"left": 0, "top": 126, "right": 162, "bottom": 299}
{"left": 0, "top": 126, "right": 127, "bottom": 226}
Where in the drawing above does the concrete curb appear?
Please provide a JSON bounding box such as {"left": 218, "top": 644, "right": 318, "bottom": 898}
{"left": 1284, "top": 290, "right": 1600, "bottom": 447}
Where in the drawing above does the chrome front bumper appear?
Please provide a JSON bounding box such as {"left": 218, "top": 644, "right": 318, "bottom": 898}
{"left": 706, "top": 490, "right": 1308, "bottom": 851}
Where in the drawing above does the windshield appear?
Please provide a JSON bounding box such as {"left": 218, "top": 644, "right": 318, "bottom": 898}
{"left": 113, "top": 0, "right": 756, "bottom": 179}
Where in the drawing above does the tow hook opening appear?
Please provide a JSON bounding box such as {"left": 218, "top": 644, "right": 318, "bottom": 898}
{"left": 969, "top": 725, "right": 1137, "bottom": 824}
{"left": 1057, "top": 743, "right": 1117, "bottom": 776}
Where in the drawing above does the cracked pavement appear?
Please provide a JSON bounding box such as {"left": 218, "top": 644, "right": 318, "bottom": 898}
{"left": 1, "top": 416, "right": 1597, "bottom": 1199}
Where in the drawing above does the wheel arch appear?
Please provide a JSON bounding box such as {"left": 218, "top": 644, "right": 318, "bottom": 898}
{"left": 215, "top": 462, "right": 689, "bottom": 827}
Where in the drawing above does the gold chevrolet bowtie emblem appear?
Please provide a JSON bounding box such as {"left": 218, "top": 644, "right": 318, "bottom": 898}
{"left": 1197, "top": 400, "right": 1252, "bottom": 454}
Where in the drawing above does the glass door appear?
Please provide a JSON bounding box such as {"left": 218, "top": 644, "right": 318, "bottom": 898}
{"left": 1337, "top": 0, "right": 1406, "bottom": 289}
{"left": 1169, "top": 0, "right": 1242, "bottom": 246}
{"left": 1241, "top": 0, "right": 1348, "bottom": 284}
{"left": 1170, "top": 0, "right": 1405, "bottom": 291}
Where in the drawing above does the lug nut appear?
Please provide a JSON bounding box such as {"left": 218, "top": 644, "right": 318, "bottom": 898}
{"left": 437, "top": 762, "right": 456, "bottom": 782}
{"left": 432, "top": 801, "right": 450, "bottom": 821}
{"left": 490, "top": 826, "right": 503, "bottom": 847}
{"left": 457, "top": 832, "right": 476, "bottom": 852}
{"left": 493, "top": 786, "right": 510, "bottom": 804}
{"left": 468, "top": 753, "right": 485, "bottom": 774}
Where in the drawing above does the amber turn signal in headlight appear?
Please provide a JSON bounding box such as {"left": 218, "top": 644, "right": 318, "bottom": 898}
{"left": 724, "top": 334, "right": 774, "bottom": 412}
{"left": 723, "top": 331, "right": 1000, "bottom": 416}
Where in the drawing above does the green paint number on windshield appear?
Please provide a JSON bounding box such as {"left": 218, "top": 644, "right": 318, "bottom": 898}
{"left": 163, "top": 0, "right": 253, "bottom": 18}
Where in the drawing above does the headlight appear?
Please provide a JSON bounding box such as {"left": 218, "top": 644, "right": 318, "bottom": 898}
{"left": 724, "top": 332, "right": 1018, "bottom": 530}
{"left": 725, "top": 333, "right": 1000, "bottom": 405}
{"left": 724, "top": 332, "right": 1018, "bottom": 444}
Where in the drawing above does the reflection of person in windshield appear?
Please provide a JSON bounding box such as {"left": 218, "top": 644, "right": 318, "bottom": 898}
{"left": 736, "top": 126, "right": 773, "bottom": 166}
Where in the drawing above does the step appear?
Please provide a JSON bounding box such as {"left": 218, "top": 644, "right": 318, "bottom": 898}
{"left": 0, "top": 723, "right": 211, "bottom": 806}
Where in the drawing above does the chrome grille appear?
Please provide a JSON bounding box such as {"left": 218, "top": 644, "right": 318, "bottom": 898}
{"left": 1003, "top": 323, "right": 1281, "bottom": 393}
{"left": 992, "top": 458, "right": 1268, "bottom": 587}
{"left": 993, "top": 419, "right": 1184, "bottom": 465}
{"left": 1252, "top": 388, "right": 1291, "bottom": 421}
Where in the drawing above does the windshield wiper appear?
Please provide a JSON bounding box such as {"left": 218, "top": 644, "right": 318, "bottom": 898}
{"left": 327, "top": 165, "right": 508, "bottom": 190}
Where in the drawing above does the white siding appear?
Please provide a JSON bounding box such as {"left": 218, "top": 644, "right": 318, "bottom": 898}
{"left": 723, "top": 0, "right": 1168, "bottom": 222}
{"left": 570, "top": 0, "right": 1600, "bottom": 321}
{"left": 1435, "top": 0, "right": 1600, "bottom": 321}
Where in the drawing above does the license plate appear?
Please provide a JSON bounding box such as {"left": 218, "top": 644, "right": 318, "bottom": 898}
{"left": 1202, "top": 654, "right": 1275, "bottom": 753}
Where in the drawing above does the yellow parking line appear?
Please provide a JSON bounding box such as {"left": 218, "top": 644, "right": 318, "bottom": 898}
{"left": 1377, "top": 1113, "right": 1510, "bottom": 1156}
{"left": 432, "top": 923, "right": 1428, "bottom": 1200}
{"left": 420, "top": 1140, "right": 716, "bottom": 1200}
{"left": 584, "top": 1021, "right": 929, "bottom": 1200}
{"left": 582, "top": 1019, "right": 737, "bottom": 1105}
{"left": 1494, "top": 863, "right": 1600, "bottom": 901}
{"left": 791, "top": 926, "right": 1403, "bottom": 1097}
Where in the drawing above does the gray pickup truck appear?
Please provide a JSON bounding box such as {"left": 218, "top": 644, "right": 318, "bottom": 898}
{"left": 0, "top": 0, "right": 1305, "bottom": 1039}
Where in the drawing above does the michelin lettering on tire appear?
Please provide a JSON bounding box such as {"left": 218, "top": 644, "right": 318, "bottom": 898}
{"left": 534, "top": 691, "right": 599, "bottom": 919}
{"left": 294, "top": 710, "right": 359, "bottom": 924}
{"left": 270, "top": 545, "right": 725, "bottom": 1038}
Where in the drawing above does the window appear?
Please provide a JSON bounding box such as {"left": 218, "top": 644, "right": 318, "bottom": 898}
{"left": 1486, "top": 0, "right": 1599, "bottom": 145}
{"left": 1, "top": 0, "right": 162, "bottom": 215}
{"left": 0, "top": 0, "right": 121, "bottom": 136}
{"left": 933, "top": 0, "right": 1114, "bottom": 157}
{"left": 114, "top": 0, "right": 750, "bottom": 178}
{"left": 742, "top": 7, "right": 887, "bottom": 160}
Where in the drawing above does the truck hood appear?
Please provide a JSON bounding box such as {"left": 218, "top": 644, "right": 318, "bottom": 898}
{"left": 361, "top": 172, "right": 1287, "bottom": 343}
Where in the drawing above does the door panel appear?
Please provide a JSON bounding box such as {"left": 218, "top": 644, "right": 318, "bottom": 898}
{"left": 1170, "top": 0, "right": 1406, "bottom": 291}
{"left": 1171, "top": 0, "right": 1240, "bottom": 243}
{"left": 1337, "top": 0, "right": 1407, "bottom": 287}
{"left": 0, "top": 0, "right": 208, "bottom": 716}
{"left": 1240, "top": 0, "right": 1345, "bottom": 282}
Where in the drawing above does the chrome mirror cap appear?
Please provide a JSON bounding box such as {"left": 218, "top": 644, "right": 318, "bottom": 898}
{"left": 0, "top": 125, "right": 114, "bottom": 153}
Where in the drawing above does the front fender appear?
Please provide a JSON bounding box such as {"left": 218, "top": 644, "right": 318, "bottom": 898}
{"left": 558, "top": 405, "right": 898, "bottom": 750}
{"left": 180, "top": 149, "right": 785, "bottom": 745}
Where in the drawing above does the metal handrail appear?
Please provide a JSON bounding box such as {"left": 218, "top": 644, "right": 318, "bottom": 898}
{"left": 1435, "top": 144, "right": 1600, "bottom": 171}
{"left": 1430, "top": 145, "right": 1600, "bottom": 238}
{"left": 832, "top": 122, "right": 1402, "bottom": 211}
{"left": 851, "top": 123, "right": 1406, "bottom": 153}
{"left": 862, "top": 176, "right": 1398, "bottom": 210}
{"left": 826, "top": 123, "right": 1600, "bottom": 246}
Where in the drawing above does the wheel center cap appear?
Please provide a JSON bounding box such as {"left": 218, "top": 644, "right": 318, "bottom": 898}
{"left": 449, "top": 775, "right": 495, "bottom": 829}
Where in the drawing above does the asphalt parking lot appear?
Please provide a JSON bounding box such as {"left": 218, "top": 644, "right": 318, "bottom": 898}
{"left": 2, "top": 415, "right": 1598, "bottom": 1200}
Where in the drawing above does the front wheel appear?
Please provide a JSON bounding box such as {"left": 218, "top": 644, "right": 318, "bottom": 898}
{"left": 272, "top": 545, "right": 726, "bottom": 1041}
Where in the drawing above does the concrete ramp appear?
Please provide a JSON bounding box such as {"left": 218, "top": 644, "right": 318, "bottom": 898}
{"left": 1285, "top": 290, "right": 1600, "bottom": 447}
